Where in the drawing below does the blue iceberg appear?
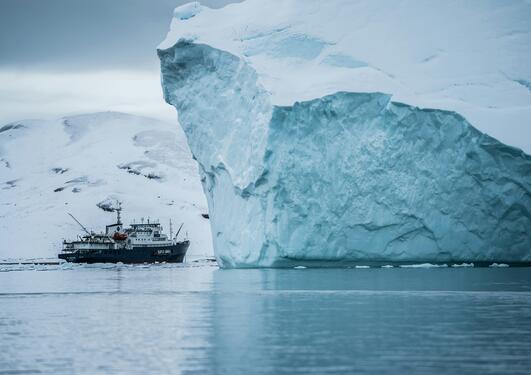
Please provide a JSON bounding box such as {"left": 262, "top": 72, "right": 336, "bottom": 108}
{"left": 159, "top": 41, "right": 531, "bottom": 268}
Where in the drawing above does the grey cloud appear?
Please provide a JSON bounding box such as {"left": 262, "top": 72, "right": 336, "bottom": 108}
{"left": 0, "top": 0, "right": 240, "bottom": 71}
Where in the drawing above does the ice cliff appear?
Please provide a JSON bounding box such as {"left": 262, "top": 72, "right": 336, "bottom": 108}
{"left": 158, "top": 1, "right": 531, "bottom": 267}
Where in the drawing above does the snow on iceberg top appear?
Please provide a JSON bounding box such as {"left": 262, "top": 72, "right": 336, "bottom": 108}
{"left": 172, "top": 1, "right": 202, "bottom": 21}
{"left": 159, "top": 0, "right": 531, "bottom": 152}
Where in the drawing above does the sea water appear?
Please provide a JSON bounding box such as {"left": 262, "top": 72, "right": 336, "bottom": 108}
{"left": 1, "top": 263, "right": 531, "bottom": 374}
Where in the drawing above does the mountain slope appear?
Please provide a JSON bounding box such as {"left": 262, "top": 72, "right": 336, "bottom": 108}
{"left": 0, "top": 112, "right": 212, "bottom": 260}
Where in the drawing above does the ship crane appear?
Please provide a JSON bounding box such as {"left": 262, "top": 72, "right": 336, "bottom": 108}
{"left": 68, "top": 213, "right": 91, "bottom": 236}
{"left": 174, "top": 223, "right": 184, "bottom": 241}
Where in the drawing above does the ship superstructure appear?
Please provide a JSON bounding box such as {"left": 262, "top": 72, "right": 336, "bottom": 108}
{"left": 59, "top": 209, "right": 189, "bottom": 263}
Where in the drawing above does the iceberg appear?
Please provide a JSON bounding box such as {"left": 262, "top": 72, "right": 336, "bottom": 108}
{"left": 158, "top": 1, "right": 531, "bottom": 267}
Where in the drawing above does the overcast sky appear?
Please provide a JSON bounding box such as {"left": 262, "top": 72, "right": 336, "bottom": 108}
{"left": 0, "top": 0, "right": 239, "bottom": 124}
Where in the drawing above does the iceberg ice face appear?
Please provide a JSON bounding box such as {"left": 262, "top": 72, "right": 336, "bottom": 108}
{"left": 159, "top": 41, "right": 531, "bottom": 268}
{"left": 159, "top": 41, "right": 272, "bottom": 190}
{"left": 159, "top": 1, "right": 531, "bottom": 267}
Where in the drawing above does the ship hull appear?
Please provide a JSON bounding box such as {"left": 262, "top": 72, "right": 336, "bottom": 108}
{"left": 58, "top": 241, "right": 190, "bottom": 264}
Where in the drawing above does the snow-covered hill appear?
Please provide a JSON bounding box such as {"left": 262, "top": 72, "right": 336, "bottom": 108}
{"left": 0, "top": 112, "right": 212, "bottom": 260}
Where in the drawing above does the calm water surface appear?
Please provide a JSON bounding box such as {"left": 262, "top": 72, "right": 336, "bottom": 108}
{"left": 1, "top": 263, "right": 531, "bottom": 374}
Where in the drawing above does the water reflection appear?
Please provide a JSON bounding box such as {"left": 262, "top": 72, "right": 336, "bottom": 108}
{"left": 209, "top": 268, "right": 531, "bottom": 374}
{"left": 0, "top": 266, "right": 530, "bottom": 374}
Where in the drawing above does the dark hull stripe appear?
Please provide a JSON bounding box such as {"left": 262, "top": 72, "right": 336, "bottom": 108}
{"left": 58, "top": 241, "right": 190, "bottom": 264}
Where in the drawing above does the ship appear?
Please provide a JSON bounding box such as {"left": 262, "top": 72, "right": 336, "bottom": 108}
{"left": 58, "top": 209, "right": 189, "bottom": 264}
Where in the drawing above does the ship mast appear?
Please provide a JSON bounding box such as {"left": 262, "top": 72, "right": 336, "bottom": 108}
{"left": 169, "top": 219, "right": 173, "bottom": 239}
{"left": 116, "top": 206, "right": 122, "bottom": 225}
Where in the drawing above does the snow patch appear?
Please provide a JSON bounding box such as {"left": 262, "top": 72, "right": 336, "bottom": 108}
{"left": 2, "top": 179, "right": 18, "bottom": 190}
{"left": 321, "top": 53, "right": 368, "bottom": 69}
{"left": 243, "top": 33, "right": 330, "bottom": 60}
{"left": 118, "top": 161, "right": 164, "bottom": 181}
{"left": 400, "top": 264, "right": 449, "bottom": 269}
{"left": 451, "top": 263, "right": 474, "bottom": 268}
{"left": 97, "top": 196, "right": 122, "bottom": 213}
{"left": 489, "top": 263, "right": 510, "bottom": 268}
{"left": 51, "top": 167, "right": 68, "bottom": 174}
{"left": 0, "top": 123, "right": 24, "bottom": 133}
{"left": 173, "top": 2, "right": 202, "bottom": 20}
{"left": 515, "top": 79, "right": 531, "bottom": 92}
